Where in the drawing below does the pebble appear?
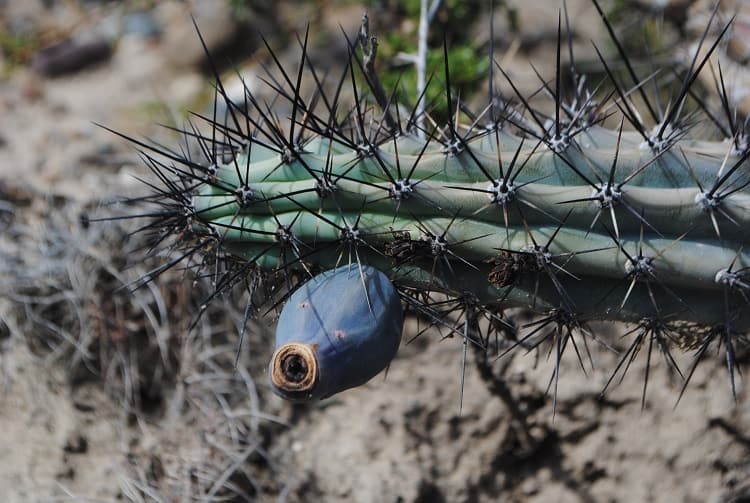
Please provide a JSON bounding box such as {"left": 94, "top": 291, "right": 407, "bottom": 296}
{"left": 31, "top": 36, "right": 112, "bottom": 77}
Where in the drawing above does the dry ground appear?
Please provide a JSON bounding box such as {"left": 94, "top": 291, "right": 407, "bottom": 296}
{"left": 1, "top": 1, "right": 748, "bottom": 501}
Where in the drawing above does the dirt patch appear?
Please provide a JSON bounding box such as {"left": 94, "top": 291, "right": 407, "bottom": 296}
{"left": 1, "top": 1, "right": 748, "bottom": 502}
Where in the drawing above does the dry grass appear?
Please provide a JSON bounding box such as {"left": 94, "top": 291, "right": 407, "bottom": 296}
{"left": 0, "top": 187, "right": 289, "bottom": 500}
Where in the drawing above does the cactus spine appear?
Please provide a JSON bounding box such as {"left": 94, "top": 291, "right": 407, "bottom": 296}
{"left": 119, "top": 1, "right": 749, "bottom": 400}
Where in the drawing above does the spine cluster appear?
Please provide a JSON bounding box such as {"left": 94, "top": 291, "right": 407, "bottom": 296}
{"left": 118, "top": 1, "right": 750, "bottom": 401}
{"left": 193, "top": 124, "right": 750, "bottom": 330}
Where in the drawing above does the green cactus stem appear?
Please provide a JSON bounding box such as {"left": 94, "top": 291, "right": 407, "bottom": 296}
{"left": 112, "top": 1, "right": 750, "bottom": 401}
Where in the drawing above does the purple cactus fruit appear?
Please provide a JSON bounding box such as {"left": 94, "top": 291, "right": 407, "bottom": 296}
{"left": 269, "top": 265, "right": 404, "bottom": 401}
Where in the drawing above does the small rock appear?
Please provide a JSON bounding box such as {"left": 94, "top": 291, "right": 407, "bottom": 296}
{"left": 31, "top": 36, "right": 112, "bottom": 77}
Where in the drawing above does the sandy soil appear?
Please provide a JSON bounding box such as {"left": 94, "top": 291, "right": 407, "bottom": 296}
{"left": 1, "top": 1, "right": 748, "bottom": 502}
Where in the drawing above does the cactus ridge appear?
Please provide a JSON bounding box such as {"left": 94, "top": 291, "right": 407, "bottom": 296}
{"left": 112, "top": 0, "right": 750, "bottom": 403}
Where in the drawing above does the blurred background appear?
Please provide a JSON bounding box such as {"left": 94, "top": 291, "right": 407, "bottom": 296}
{"left": 0, "top": 0, "right": 748, "bottom": 501}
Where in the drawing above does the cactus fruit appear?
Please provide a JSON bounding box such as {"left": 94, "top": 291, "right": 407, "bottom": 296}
{"left": 112, "top": 0, "right": 750, "bottom": 402}
{"left": 270, "top": 264, "right": 403, "bottom": 401}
